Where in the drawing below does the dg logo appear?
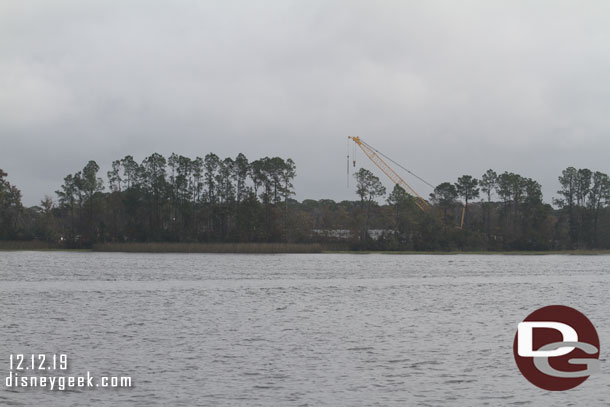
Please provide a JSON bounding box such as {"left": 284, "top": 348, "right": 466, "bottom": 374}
{"left": 513, "top": 305, "right": 600, "bottom": 391}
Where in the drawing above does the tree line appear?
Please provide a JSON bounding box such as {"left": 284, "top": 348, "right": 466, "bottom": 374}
{"left": 1, "top": 156, "right": 610, "bottom": 250}
{"left": 350, "top": 166, "right": 610, "bottom": 250}
{"left": 2, "top": 153, "right": 296, "bottom": 245}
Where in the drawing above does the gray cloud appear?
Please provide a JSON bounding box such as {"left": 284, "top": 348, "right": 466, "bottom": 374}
{"left": 2, "top": 1, "right": 610, "bottom": 205}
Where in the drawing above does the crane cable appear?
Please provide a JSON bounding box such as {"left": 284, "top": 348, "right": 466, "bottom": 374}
{"left": 358, "top": 139, "right": 436, "bottom": 190}
{"left": 346, "top": 138, "right": 350, "bottom": 188}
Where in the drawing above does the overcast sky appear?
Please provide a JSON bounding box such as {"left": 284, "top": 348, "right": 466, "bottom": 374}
{"left": 2, "top": 1, "right": 610, "bottom": 206}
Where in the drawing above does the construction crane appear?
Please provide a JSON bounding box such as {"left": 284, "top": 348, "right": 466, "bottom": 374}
{"left": 348, "top": 136, "right": 466, "bottom": 229}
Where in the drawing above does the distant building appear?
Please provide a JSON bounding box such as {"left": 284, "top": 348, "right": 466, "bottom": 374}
{"left": 312, "top": 229, "right": 393, "bottom": 240}
{"left": 312, "top": 229, "right": 352, "bottom": 239}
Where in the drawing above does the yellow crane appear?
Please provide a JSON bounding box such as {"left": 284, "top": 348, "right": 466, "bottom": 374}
{"left": 348, "top": 136, "right": 466, "bottom": 229}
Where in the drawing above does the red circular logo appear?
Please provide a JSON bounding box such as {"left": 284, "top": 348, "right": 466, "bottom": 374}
{"left": 513, "top": 305, "right": 600, "bottom": 391}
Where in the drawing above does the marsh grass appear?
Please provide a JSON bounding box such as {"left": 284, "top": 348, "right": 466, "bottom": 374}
{"left": 0, "top": 240, "right": 56, "bottom": 250}
{"left": 324, "top": 249, "right": 610, "bottom": 255}
{"left": 92, "top": 242, "right": 322, "bottom": 253}
{"left": 2, "top": 240, "right": 608, "bottom": 255}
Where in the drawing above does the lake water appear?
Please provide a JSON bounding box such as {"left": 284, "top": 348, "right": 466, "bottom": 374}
{"left": 0, "top": 252, "right": 608, "bottom": 406}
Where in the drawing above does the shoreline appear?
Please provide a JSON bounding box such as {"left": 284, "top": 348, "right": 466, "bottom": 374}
{"left": 1, "top": 242, "right": 609, "bottom": 255}
{"left": 323, "top": 250, "right": 610, "bottom": 255}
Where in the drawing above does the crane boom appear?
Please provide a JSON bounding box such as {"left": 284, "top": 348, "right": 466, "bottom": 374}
{"left": 349, "top": 136, "right": 431, "bottom": 212}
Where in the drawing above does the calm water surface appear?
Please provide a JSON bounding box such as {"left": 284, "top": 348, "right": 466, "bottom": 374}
{"left": 0, "top": 252, "right": 609, "bottom": 406}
